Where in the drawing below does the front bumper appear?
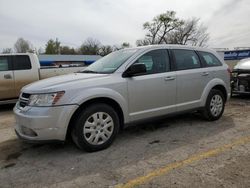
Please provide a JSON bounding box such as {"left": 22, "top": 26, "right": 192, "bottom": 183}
{"left": 14, "top": 103, "right": 78, "bottom": 142}
{"left": 232, "top": 90, "right": 250, "bottom": 95}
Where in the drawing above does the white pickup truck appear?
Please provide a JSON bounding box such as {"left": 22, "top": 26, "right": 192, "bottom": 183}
{"left": 0, "top": 53, "right": 86, "bottom": 104}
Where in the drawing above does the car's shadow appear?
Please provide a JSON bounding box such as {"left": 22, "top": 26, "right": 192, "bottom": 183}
{"left": 0, "top": 104, "right": 15, "bottom": 112}
{"left": 0, "top": 112, "right": 234, "bottom": 172}
{"left": 0, "top": 99, "right": 242, "bottom": 186}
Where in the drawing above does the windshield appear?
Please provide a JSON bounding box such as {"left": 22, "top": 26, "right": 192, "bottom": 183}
{"left": 80, "top": 49, "right": 138, "bottom": 74}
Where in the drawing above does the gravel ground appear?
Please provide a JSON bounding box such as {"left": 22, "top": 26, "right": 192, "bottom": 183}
{"left": 0, "top": 97, "right": 249, "bottom": 188}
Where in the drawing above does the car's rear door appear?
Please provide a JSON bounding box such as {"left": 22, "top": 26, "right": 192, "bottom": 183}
{"left": 171, "top": 49, "right": 214, "bottom": 111}
{"left": 126, "top": 49, "right": 176, "bottom": 121}
{"left": 0, "top": 55, "right": 15, "bottom": 100}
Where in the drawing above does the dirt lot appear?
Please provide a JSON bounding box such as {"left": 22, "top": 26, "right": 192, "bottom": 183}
{"left": 0, "top": 97, "right": 250, "bottom": 188}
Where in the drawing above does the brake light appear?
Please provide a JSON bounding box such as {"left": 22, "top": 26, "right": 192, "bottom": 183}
{"left": 227, "top": 68, "right": 232, "bottom": 78}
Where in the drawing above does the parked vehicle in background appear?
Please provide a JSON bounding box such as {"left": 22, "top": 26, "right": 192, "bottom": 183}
{"left": 14, "top": 45, "right": 231, "bottom": 152}
{"left": 231, "top": 58, "right": 250, "bottom": 95}
{"left": 0, "top": 53, "right": 86, "bottom": 104}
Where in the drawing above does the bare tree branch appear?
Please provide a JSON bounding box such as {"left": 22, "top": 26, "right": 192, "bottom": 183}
{"left": 14, "top": 38, "right": 33, "bottom": 53}
{"left": 137, "top": 12, "right": 210, "bottom": 47}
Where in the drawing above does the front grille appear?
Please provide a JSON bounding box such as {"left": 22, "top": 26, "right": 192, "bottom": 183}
{"left": 19, "top": 93, "right": 30, "bottom": 108}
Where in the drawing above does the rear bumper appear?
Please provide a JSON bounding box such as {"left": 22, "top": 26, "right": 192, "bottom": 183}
{"left": 14, "top": 104, "right": 78, "bottom": 142}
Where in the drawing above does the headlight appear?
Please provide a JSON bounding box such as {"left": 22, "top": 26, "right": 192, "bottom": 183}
{"left": 28, "top": 91, "right": 65, "bottom": 107}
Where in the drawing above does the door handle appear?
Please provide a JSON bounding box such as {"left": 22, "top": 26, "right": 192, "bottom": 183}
{"left": 4, "top": 74, "right": 12, "bottom": 79}
{"left": 201, "top": 72, "right": 209, "bottom": 76}
{"left": 164, "top": 76, "right": 176, "bottom": 81}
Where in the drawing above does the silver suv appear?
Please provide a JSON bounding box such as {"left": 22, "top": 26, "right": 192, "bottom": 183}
{"left": 14, "top": 45, "right": 231, "bottom": 151}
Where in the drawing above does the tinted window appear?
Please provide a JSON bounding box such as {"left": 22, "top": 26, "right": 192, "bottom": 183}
{"left": 13, "top": 55, "right": 32, "bottom": 70}
{"left": 134, "top": 49, "right": 170, "bottom": 74}
{"left": 173, "top": 49, "right": 201, "bottom": 70}
{"left": 199, "top": 51, "right": 222, "bottom": 67}
{"left": 0, "top": 56, "right": 11, "bottom": 71}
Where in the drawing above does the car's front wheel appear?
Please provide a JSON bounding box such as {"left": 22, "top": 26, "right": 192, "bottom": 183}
{"left": 71, "top": 103, "right": 120, "bottom": 152}
{"left": 202, "top": 89, "right": 225, "bottom": 121}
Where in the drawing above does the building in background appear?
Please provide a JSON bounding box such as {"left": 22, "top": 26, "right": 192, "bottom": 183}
{"left": 38, "top": 55, "right": 101, "bottom": 67}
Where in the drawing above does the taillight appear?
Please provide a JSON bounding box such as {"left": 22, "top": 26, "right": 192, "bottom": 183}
{"left": 227, "top": 68, "right": 232, "bottom": 78}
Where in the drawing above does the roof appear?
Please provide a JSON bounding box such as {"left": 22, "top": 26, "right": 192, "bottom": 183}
{"left": 38, "top": 54, "right": 101, "bottom": 61}
{"left": 126, "top": 44, "right": 216, "bottom": 53}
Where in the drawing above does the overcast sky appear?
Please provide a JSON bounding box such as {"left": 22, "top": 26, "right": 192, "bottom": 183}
{"left": 0, "top": 0, "right": 249, "bottom": 51}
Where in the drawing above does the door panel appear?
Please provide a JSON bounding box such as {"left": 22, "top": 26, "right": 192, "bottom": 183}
{"left": 127, "top": 72, "right": 176, "bottom": 121}
{"left": 0, "top": 56, "right": 15, "bottom": 100}
{"left": 126, "top": 49, "right": 176, "bottom": 121}
{"left": 172, "top": 49, "right": 213, "bottom": 111}
{"left": 176, "top": 68, "right": 213, "bottom": 111}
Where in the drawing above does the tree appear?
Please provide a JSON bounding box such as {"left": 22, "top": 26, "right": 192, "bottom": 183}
{"left": 121, "top": 42, "right": 131, "bottom": 48}
{"left": 2, "top": 48, "right": 12, "bottom": 53}
{"left": 37, "top": 47, "right": 44, "bottom": 54}
{"left": 14, "top": 38, "right": 33, "bottom": 53}
{"left": 99, "top": 45, "right": 113, "bottom": 56}
{"left": 45, "top": 38, "right": 61, "bottom": 54}
{"left": 137, "top": 11, "right": 183, "bottom": 45}
{"left": 60, "top": 46, "right": 76, "bottom": 54}
{"left": 166, "top": 18, "right": 209, "bottom": 47}
{"left": 137, "top": 11, "right": 209, "bottom": 47}
{"left": 78, "top": 38, "right": 101, "bottom": 55}
{"left": 112, "top": 42, "right": 132, "bottom": 51}
{"left": 136, "top": 39, "right": 151, "bottom": 46}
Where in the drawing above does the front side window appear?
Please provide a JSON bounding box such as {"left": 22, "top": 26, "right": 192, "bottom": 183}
{"left": 134, "top": 49, "right": 170, "bottom": 74}
{"left": 198, "top": 51, "right": 222, "bottom": 67}
{"left": 172, "top": 49, "right": 201, "bottom": 71}
{"left": 0, "top": 56, "right": 10, "bottom": 71}
{"left": 13, "top": 55, "right": 32, "bottom": 70}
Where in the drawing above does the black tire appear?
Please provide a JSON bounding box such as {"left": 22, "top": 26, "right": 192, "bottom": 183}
{"left": 71, "top": 103, "right": 120, "bottom": 152}
{"left": 202, "top": 89, "right": 225, "bottom": 121}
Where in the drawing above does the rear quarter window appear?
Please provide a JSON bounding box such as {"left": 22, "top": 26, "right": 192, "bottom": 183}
{"left": 13, "top": 55, "right": 32, "bottom": 70}
{"left": 198, "top": 51, "right": 222, "bottom": 67}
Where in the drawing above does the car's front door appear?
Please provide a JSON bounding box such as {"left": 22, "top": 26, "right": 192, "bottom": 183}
{"left": 126, "top": 49, "right": 176, "bottom": 122}
{"left": 0, "top": 56, "right": 15, "bottom": 100}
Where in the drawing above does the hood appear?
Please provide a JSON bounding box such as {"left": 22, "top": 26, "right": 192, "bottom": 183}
{"left": 22, "top": 73, "right": 109, "bottom": 93}
{"left": 234, "top": 58, "right": 250, "bottom": 70}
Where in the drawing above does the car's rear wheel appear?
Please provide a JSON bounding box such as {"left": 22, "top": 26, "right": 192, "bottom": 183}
{"left": 202, "top": 89, "right": 225, "bottom": 121}
{"left": 71, "top": 103, "right": 120, "bottom": 152}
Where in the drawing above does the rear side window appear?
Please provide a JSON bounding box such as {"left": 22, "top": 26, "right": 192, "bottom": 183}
{"left": 13, "top": 55, "right": 32, "bottom": 70}
{"left": 172, "top": 49, "right": 201, "bottom": 70}
{"left": 134, "top": 49, "right": 170, "bottom": 74}
{"left": 0, "top": 56, "right": 11, "bottom": 71}
{"left": 198, "top": 51, "right": 222, "bottom": 67}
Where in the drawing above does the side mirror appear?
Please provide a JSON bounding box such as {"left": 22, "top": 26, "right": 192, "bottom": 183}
{"left": 123, "top": 63, "right": 147, "bottom": 77}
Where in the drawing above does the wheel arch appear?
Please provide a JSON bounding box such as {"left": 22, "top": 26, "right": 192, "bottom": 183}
{"left": 211, "top": 85, "right": 227, "bottom": 101}
{"left": 66, "top": 97, "right": 125, "bottom": 139}
{"left": 201, "top": 78, "right": 229, "bottom": 107}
